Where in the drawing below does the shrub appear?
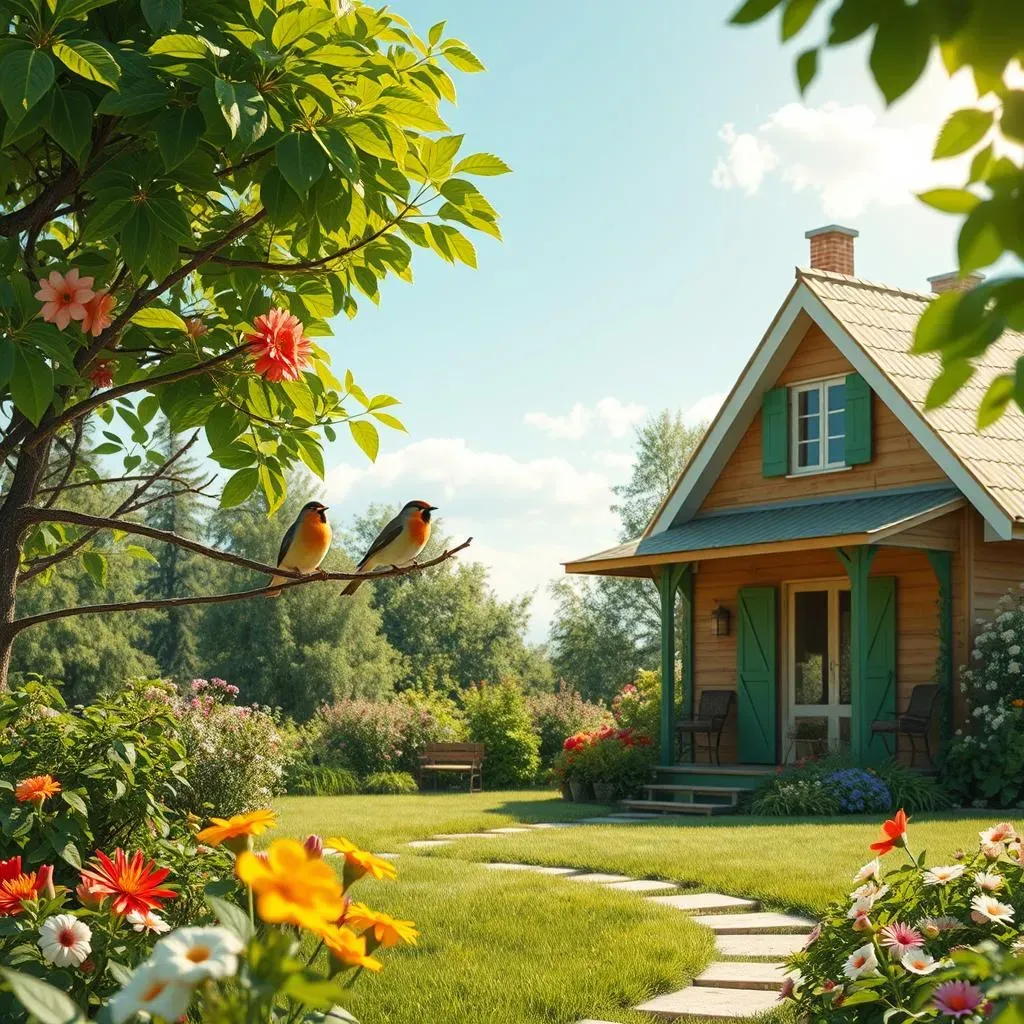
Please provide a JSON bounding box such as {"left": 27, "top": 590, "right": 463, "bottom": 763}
{"left": 824, "top": 767, "right": 892, "bottom": 814}
{"left": 463, "top": 679, "right": 541, "bottom": 788}
{"left": 168, "top": 679, "right": 290, "bottom": 816}
{"left": 285, "top": 764, "right": 360, "bottom": 797}
{"left": 528, "top": 682, "right": 609, "bottom": 769}
{"left": 611, "top": 669, "right": 662, "bottom": 744}
{"left": 362, "top": 771, "right": 419, "bottom": 794}
{"left": 748, "top": 776, "right": 841, "bottom": 816}
{"left": 944, "top": 585, "right": 1024, "bottom": 807}
{"left": 782, "top": 814, "right": 1024, "bottom": 1023}
{"left": 553, "top": 724, "right": 655, "bottom": 798}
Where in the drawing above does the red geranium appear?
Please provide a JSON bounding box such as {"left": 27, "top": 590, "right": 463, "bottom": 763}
{"left": 79, "top": 849, "right": 176, "bottom": 916}
{"left": 246, "top": 307, "right": 313, "bottom": 382}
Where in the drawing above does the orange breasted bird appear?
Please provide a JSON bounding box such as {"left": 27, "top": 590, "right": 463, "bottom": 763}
{"left": 269, "top": 501, "right": 332, "bottom": 596}
{"left": 342, "top": 500, "right": 436, "bottom": 596}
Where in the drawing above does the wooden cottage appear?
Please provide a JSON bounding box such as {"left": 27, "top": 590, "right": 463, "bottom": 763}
{"left": 565, "top": 225, "right": 1024, "bottom": 812}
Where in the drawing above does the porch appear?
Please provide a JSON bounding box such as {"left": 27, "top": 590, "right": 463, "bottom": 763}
{"left": 565, "top": 487, "right": 965, "bottom": 788}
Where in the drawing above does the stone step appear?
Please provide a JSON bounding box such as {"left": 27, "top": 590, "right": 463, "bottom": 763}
{"left": 692, "top": 911, "right": 816, "bottom": 934}
{"left": 604, "top": 879, "right": 679, "bottom": 893}
{"left": 716, "top": 933, "right": 808, "bottom": 958}
{"left": 646, "top": 893, "right": 759, "bottom": 915}
{"left": 695, "top": 961, "right": 789, "bottom": 991}
{"left": 567, "top": 872, "right": 634, "bottom": 884}
{"left": 406, "top": 839, "right": 451, "bottom": 849}
{"left": 635, "top": 985, "right": 779, "bottom": 1020}
{"left": 644, "top": 784, "right": 743, "bottom": 796}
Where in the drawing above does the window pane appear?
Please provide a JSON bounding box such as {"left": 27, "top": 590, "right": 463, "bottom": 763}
{"left": 827, "top": 382, "right": 845, "bottom": 413}
{"left": 794, "top": 591, "right": 829, "bottom": 705}
{"left": 798, "top": 440, "right": 819, "bottom": 468}
{"left": 800, "top": 415, "right": 820, "bottom": 442}
{"left": 799, "top": 389, "right": 820, "bottom": 416}
{"left": 828, "top": 409, "right": 845, "bottom": 436}
{"left": 828, "top": 436, "right": 845, "bottom": 464}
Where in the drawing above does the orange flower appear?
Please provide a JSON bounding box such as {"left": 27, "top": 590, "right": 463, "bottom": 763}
{"left": 35, "top": 269, "right": 95, "bottom": 330}
{"left": 79, "top": 849, "right": 176, "bottom": 916}
{"left": 345, "top": 902, "right": 419, "bottom": 948}
{"left": 314, "top": 922, "right": 383, "bottom": 972}
{"left": 325, "top": 837, "right": 398, "bottom": 886}
{"left": 197, "top": 809, "right": 277, "bottom": 849}
{"left": 0, "top": 858, "right": 53, "bottom": 916}
{"left": 870, "top": 809, "right": 909, "bottom": 856}
{"left": 246, "top": 307, "right": 313, "bottom": 382}
{"left": 1013, "top": 699, "right": 1024, "bottom": 709}
{"left": 81, "top": 290, "right": 115, "bottom": 338}
{"left": 88, "top": 360, "right": 115, "bottom": 389}
{"left": 15, "top": 774, "right": 61, "bottom": 804}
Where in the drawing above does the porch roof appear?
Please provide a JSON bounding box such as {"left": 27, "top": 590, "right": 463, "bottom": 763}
{"left": 566, "top": 486, "right": 963, "bottom": 575}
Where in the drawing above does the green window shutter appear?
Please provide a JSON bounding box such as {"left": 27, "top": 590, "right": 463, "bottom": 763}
{"left": 737, "top": 586, "right": 777, "bottom": 764}
{"left": 761, "top": 387, "right": 789, "bottom": 477}
{"left": 864, "top": 576, "right": 896, "bottom": 764}
{"left": 845, "top": 372, "right": 872, "bottom": 465}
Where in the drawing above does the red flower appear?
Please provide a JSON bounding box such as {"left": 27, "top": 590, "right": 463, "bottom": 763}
{"left": 0, "top": 858, "right": 53, "bottom": 916}
{"left": 246, "top": 307, "right": 313, "bottom": 382}
{"left": 870, "top": 809, "right": 909, "bottom": 856}
{"left": 79, "top": 849, "right": 176, "bottom": 916}
{"left": 88, "top": 360, "right": 115, "bottom": 389}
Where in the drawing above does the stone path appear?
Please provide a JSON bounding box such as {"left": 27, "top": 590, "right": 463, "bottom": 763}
{"left": 401, "top": 820, "right": 810, "bottom": 1021}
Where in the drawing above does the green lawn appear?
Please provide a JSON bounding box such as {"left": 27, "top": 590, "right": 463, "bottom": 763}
{"left": 271, "top": 792, "right": 1008, "bottom": 1023}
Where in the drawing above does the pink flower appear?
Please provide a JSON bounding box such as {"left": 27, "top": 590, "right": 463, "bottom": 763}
{"left": 879, "top": 922, "right": 923, "bottom": 958}
{"left": 778, "top": 976, "right": 795, "bottom": 1001}
{"left": 932, "top": 980, "right": 984, "bottom": 1019}
{"left": 246, "top": 307, "right": 313, "bottom": 382}
{"left": 303, "top": 835, "right": 325, "bottom": 858}
{"left": 35, "top": 269, "right": 95, "bottom": 330}
{"left": 81, "top": 290, "right": 115, "bottom": 338}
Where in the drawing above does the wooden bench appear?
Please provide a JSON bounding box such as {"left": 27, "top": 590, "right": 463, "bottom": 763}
{"left": 419, "top": 742, "right": 485, "bottom": 793}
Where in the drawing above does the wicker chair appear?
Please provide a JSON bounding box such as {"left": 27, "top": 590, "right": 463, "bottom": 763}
{"left": 675, "top": 690, "right": 735, "bottom": 765}
{"left": 870, "top": 683, "right": 941, "bottom": 767}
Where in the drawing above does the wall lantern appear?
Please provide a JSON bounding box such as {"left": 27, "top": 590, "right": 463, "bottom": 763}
{"left": 711, "top": 602, "right": 731, "bottom": 637}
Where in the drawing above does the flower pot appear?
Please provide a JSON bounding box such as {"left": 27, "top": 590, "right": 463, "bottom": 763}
{"left": 560, "top": 782, "right": 573, "bottom": 801}
{"left": 569, "top": 778, "right": 592, "bottom": 802}
{"left": 593, "top": 782, "right": 617, "bottom": 803}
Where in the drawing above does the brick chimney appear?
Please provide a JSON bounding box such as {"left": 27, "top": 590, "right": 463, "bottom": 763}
{"left": 927, "top": 271, "right": 983, "bottom": 295}
{"left": 805, "top": 224, "right": 858, "bottom": 276}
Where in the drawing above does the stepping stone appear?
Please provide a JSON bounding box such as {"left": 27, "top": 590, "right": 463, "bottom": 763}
{"left": 375, "top": 852, "right": 400, "bottom": 859}
{"left": 483, "top": 863, "right": 580, "bottom": 876}
{"left": 692, "top": 911, "right": 815, "bottom": 935}
{"left": 636, "top": 985, "right": 779, "bottom": 1020}
{"left": 647, "top": 893, "right": 758, "bottom": 914}
{"left": 696, "top": 961, "right": 789, "bottom": 991}
{"left": 566, "top": 872, "right": 633, "bottom": 884}
{"left": 486, "top": 827, "right": 532, "bottom": 833}
{"left": 406, "top": 840, "right": 451, "bottom": 849}
{"left": 529, "top": 866, "right": 582, "bottom": 876}
{"left": 604, "top": 879, "right": 679, "bottom": 893}
{"left": 717, "top": 933, "right": 808, "bottom": 958}
{"left": 526, "top": 822, "right": 579, "bottom": 829}
{"left": 431, "top": 832, "right": 500, "bottom": 839}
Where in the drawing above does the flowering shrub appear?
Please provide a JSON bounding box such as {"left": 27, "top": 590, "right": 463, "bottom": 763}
{"left": 824, "top": 768, "right": 893, "bottom": 814}
{"left": 944, "top": 585, "right": 1024, "bottom": 807}
{"left": 553, "top": 724, "right": 654, "bottom": 798}
{"left": 611, "top": 670, "right": 662, "bottom": 747}
{"left": 782, "top": 814, "right": 1024, "bottom": 1022}
{"left": 463, "top": 679, "right": 541, "bottom": 788}
{"left": 528, "top": 682, "right": 609, "bottom": 769}
{"left": 748, "top": 776, "right": 841, "bottom": 816}
{"left": 168, "top": 679, "right": 290, "bottom": 816}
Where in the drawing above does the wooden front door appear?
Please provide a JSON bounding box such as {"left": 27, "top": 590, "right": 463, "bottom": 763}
{"left": 737, "top": 586, "right": 777, "bottom": 764}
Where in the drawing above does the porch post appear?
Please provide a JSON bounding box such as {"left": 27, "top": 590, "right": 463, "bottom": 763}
{"left": 679, "top": 564, "right": 694, "bottom": 760}
{"left": 658, "top": 564, "right": 688, "bottom": 767}
{"left": 836, "top": 545, "right": 877, "bottom": 762}
{"left": 926, "top": 550, "right": 954, "bottom": 747}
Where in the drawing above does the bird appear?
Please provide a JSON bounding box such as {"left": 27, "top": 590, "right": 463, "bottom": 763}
{"left": 342, "top": 500, "right": 437, "bottom": 596}
{"left": 268, "top": 500, "right": 333, "bottom": 597}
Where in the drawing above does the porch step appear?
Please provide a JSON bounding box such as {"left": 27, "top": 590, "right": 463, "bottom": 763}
{"left": 692, "top": 911, "right": 816, "bottom": 935}
{"left": 619, "top": 799, "right": 731, "bottom": 816}
{"left": 635, "top": 985, "right": 779, "bottom": 1020}
{"left": 643, "top": 784, "right": 741, "bottom": 806}
{"left": 695, "top": 961, "right": 788, "bottom": 991}
{"left": 649, "top": 765, "right": 770, "bottom": 795}
{"left": 716, "top": 933, "right": 808, "bottom": 958}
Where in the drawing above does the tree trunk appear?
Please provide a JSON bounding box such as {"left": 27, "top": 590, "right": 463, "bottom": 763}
{"left": 0, "top": 439, "right": 52, "bottom": 690}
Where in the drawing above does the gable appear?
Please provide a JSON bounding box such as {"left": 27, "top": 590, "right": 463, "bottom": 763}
{"left": 700, "top": 324, "right": 948, "bottom": 512}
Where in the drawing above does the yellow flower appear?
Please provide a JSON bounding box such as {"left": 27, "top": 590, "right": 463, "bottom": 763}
{"left": 197, "top": 809, "right": 277, "bottom": 849}
{"left": 314, "top": 922, "right": 382, "bottom": 972}
{"left": 236, "top": 840, "right": 344, "bottom": 931}
{"left": 345, "top": 901, "right": 419, "bottom": 948}
{"left": 325, "top": 837, "right": 398, "bottom": 885}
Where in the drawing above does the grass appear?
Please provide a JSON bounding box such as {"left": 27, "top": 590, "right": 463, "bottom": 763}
{"left": 272, "top": 792, "right": 1010, "bottom": 1023}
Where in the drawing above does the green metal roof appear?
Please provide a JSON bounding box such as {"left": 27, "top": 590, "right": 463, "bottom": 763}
{"left": 633, "top": 486, "right": 961, "bottom": 558}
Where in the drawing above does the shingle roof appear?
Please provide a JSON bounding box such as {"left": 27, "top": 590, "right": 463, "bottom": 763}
{"left": 572, "top": 486, "right": 962, "bottom": 565}
{"left": 801, "top": 268, "right": 1024, "bottom": 522}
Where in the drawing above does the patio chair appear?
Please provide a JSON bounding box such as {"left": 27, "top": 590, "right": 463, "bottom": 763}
{"left": 870, "top": 683, "right": 941, "bottom": 767}
{"left": 675, "top": 690, "right": 735, "bottom": 765}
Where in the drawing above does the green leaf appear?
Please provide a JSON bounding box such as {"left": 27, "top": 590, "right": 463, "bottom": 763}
{"left": 52, "top": 40, "right": 120, "bottom": 88}
{"left": 205, "top": 894, "right": 255, "bottom": 942}
{"left": 260, "top": 166, "right": 301, "bottom": 225}
{"left": 918, "top": 188, "right": 980, "bottom": 214}
{"left": 979, "top": 374, "right": 1014, "bottom": 429}
{"left": 60, "top": 790, "right": 88, "bottom": 816}
{"left": 924, "top": 360, "right": 974, "bottom": 409}
{"left": 96, "top": 80, "right": 168, "bottom": 115}
{"left": 1, "top": 49, "right": 55, "bottom": 122}
{"left": 258, "top": 463, "right": 286, "bottom": 514}
{"left": 795, "top": 47, "right": 817, "bottom": 94}
{"left": 869, "top": 5, "right": 929, "bottom": 105}
{"left": 214, "top": 79, "right": 266, "bottom": 144}
{"left": 1001, "top": 91, "right": 1024, "bottom": 144}
{"left": 729, "top": 0, "right": 784, "bottom": 23}
{"left": 318, "top": 127, "right": 360, "bottom": 181}
{"left": 53, "top": 0, "right": 118, "bottom": 20}
{"left": 141, "top": 0, "right": 183, "bottom": 33}
{"left": 45, "top": 88, "right": 92, "bottom": 164}
{"left": 276, "top": 133, "right": 327, "bottom": 197}
{"left": 443, "top": 45, "right": 485, "bottom": 73}
{"left": 154, "top": 105, "right": 204, "bottom": 170}
{"left": 428, "top": 21, "right": 445, "bottom": 46}
{"left": 294, "top": 432, "right": 325, "bottom": 478}
{"left": 933, "top": 108, "right": 992, "bottom": 159}
{"left": 120, "top": 206, "right": 153, "bottom": 276}
{"left": 348, "top": 419, "right": 379, "bottom": 461}
{"left": 0, "top": 339, "right": 14, "bottom": 389}
{"left": 451, "top": 152, "right": 510, "bottom": 176}
{"left": 11, "top": 346, "right": 54, "bottom": 425}
{"left": 205, "top": 403, "right": 245, "bottom": 451}
{"left": 148, "top": 34, "right": 208, "bottom": 59}
{"left": 57, "top": 840, "right": 82, "bottom": 870}
{"left": 125, "top": 544, "right": 158, "bottom": 564}
{"left": 371, "top": 410, "right": 406, "bottom": 432}
{"left": 220, "top": 468, "right": 258, "bottom": 508}
{"left": 130, "top": 306, "right": 189, "bottom": 332}
{"left": 781, "top": 0, "right": 818, "bottom": 41}
{"left": 272, "top": 7, "right": 334, "bottom": 49}
{"left": 1, "top": 968, "right": 85, "bottom": 1024}
{"left": 958, "top": 204, "right": 1002, "bottom": 273}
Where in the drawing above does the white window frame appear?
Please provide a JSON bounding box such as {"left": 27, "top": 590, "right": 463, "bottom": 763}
{"left": 790, "top": 376, "right": 847, "bottom": 475}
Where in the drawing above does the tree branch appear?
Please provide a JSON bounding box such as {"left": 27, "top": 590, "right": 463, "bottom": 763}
{"left": 10, "top": 537, "right": 473, "bottom": 634}
{"left": 41, "top": 422, "right": 84, "bottom": 509}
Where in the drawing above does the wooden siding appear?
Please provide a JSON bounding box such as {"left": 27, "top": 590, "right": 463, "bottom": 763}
{"left": 971, "top": 513, "right": 1024, "bottom": 627}
{"left": 877, "top": 509, "right": 961, "bottom": 551}
{"left": 687, "top": 544, "right": 955, "bottom": 764}
{"left": 700, "top": 325, "right": 948, "bottom": 512}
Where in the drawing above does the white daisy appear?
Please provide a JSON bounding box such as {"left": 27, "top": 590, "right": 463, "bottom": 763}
{"left": 971, "top": 894, "right": 1015, "bottom": 925}
{"left": 975, "top": 871, "right": 1005, "bottom": 893}
{"left": 923, "top": 864, "right": 965, "bottom": 886}
{"left": 902, "top": 951, "right": 941, "bottom": 975}
{"left": 919, "top": 916, "right": 961, "bottom": 938}
{"left": 151, "top": 926, "right": 243, "bottom": 983}
{"left": 853, "top": 859, "right": 882, "bottom": 884}
{"left": 850, "top": 882, "right": 888, "bottom": 904}
{"left": 980, "top": 823, "right": 1017, "bottom": 846}
{"left": 38, "top": 914, "right": 91, "bottom": 968}
{"left": 107, "top": 960, "right": 193, "bottom": 1024}
{"left": 127, "top": 909, "right": 171, "bottom": 934}
{"left": 844, "top": 943, "right": 879, "bottom": 980}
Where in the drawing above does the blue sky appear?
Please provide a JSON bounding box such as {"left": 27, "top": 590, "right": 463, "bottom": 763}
{"left": 320, "top": 1, "right": 971, "bottom": 640}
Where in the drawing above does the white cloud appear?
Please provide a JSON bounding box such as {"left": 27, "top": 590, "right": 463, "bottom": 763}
{"left": 711, "top": 123, "right": 778, "bottom": 195}
{"left": 523, "top": 396, "right": 647, "bottom": 440}
{"left": 684, "top": 392, "right": 725, "bottom": 426}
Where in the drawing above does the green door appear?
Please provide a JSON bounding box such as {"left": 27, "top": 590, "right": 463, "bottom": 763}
{"left": 737, "top": 586, "right": 777, "bottom": 764}
{"left": 865, "top": 576, "right": 896, "bottom": 763}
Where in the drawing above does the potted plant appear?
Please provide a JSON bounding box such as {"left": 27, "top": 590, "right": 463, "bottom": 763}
{"left": 556, "top": 733, "right": 594, "bottom": 802}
